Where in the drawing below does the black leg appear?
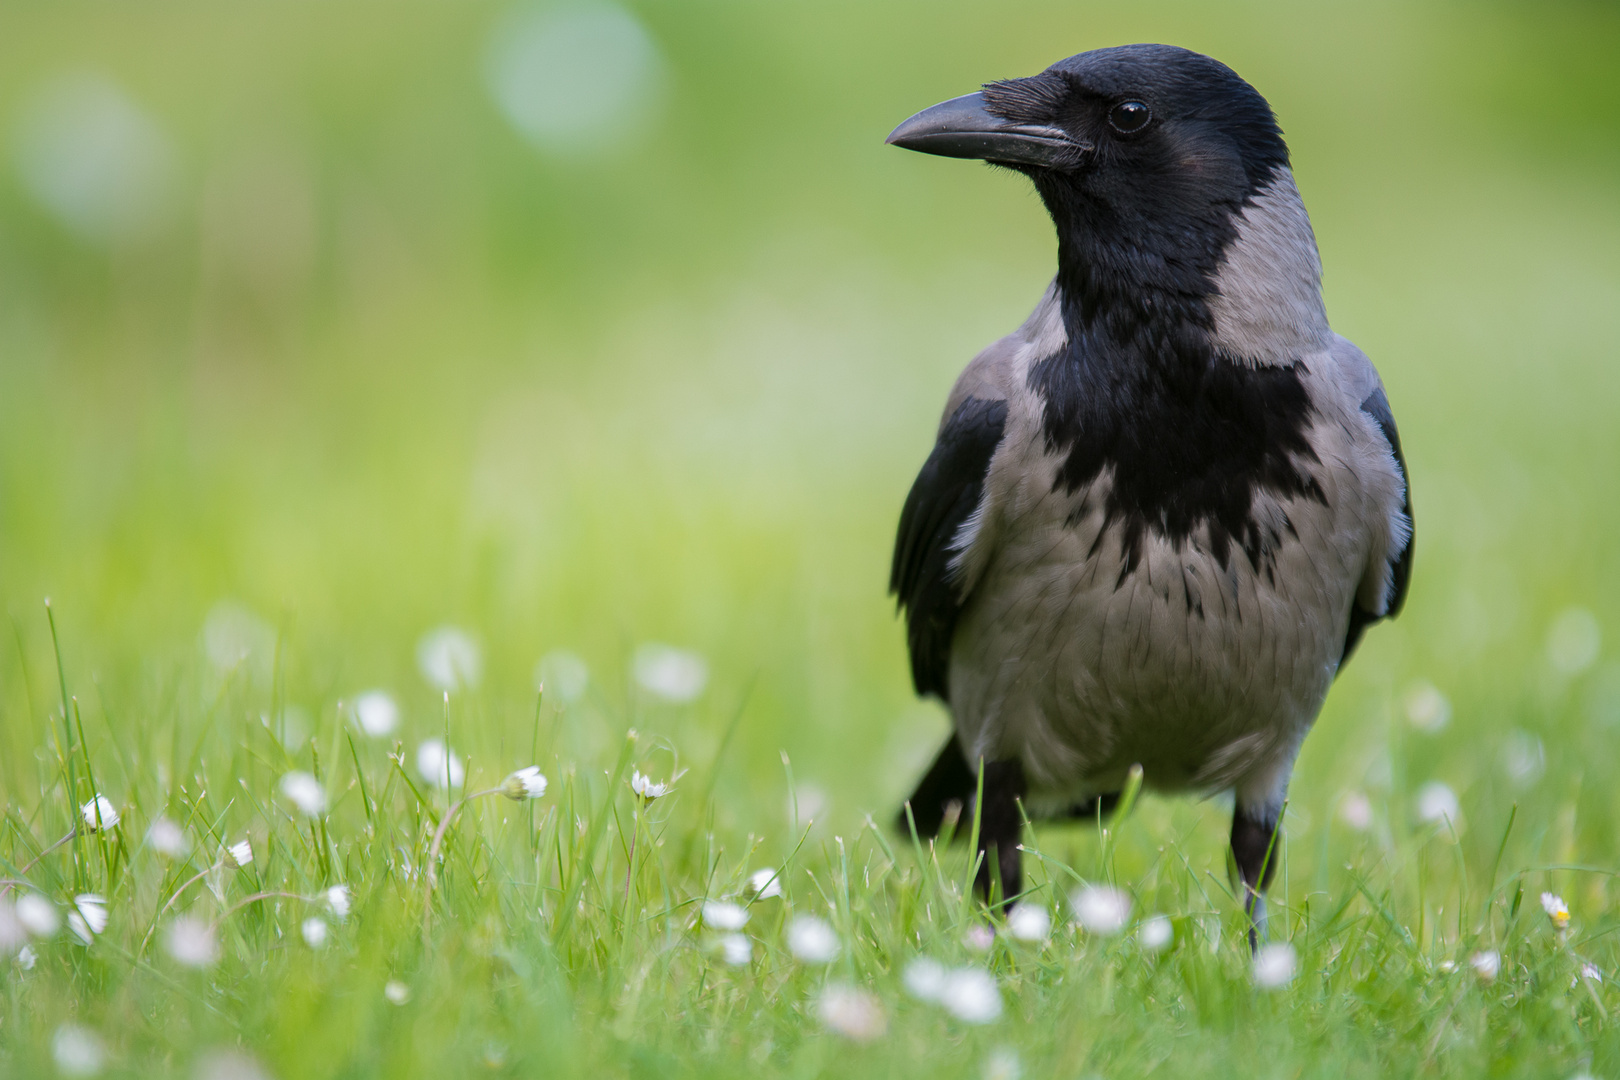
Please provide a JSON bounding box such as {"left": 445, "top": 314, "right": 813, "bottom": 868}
{"left": 1230, "top": 807, "right": 1281, "bottom": 952}
{"left": 975, "top": 759, "right": 1027, "bottom": 906}
{"left": 897, "top": 738, "right": 977, "bottom": 837}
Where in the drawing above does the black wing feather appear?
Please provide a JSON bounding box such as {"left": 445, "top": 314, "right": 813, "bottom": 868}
{"left": 890, "top": 396, "right": 1008, "bottom": 700}
{"left": 1341, "top": 386, "right": 1413, "bottom": 667}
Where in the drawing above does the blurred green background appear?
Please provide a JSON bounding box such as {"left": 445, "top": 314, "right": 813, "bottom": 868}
{"left": 1, "top": 0, "right": 1618, "bottom": 872}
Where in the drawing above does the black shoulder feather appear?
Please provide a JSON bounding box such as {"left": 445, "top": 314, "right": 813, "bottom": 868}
{"left": 1341, "top": 386, "right": 1413, "bottom": 667}
{"left": 890, "top": 396, "right": 1008, "bottom": 699}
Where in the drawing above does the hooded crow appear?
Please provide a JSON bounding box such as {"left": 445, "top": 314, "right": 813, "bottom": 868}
{"left": 887, "top": 44, "right": 1412, "bottom": 943}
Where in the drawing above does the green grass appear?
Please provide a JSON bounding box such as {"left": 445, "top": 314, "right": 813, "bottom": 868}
{"left": 2, "top": 0, "right": 1620, "bottom": 1076}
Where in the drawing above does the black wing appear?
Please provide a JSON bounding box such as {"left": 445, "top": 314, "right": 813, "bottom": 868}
{"left": 1340, "top": 386, "right": 1413, "bottom": 667}
{"left": 890, "top": 396, "right": 1008, "bottom": 700}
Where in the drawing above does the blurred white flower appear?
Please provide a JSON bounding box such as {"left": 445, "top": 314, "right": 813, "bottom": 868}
{"left": 1500, "top": 730, "right": 1546, "bottom": 788}
{"left": 17, "top": 944, "right": 37, "bottom": 969}
{"left": 1579, "top": 963, "right": 1603, "bottom": 984}
{"left": 1071, "top": 884, "right": 1132, "bottom": 935}
{"left": 165, "top": 916, "right": 218, "bottom": 967}
{"left": 1437, "top": 959, "right": 1457, "bottom": 973}
{"left": 225, "top": 839, "right": 254, "bottom": 869}
{"left": 1338, "top": 791, "right": 1373, "bottom": 831}
{"left": 1402, "top": 681, "right": 1451, "bottom": 732}
{"left": 485, "top": 2, "right": 664, "bottom": 157}
{"left": 817, "top": 983, "right": 886, "bottom": 1041}
{"left": 787, "top": 915, "right": 839, "bottom": 963}
{"left": 1252, "top": 942, "right": 1297, "bottom": 988}
{"left": 787, "top": 782, "right": 827, "bottom": 828}
{"left": 17, "top": 893, "right": 60, "bottom": 937}
{"left": 702, "top": 900, "right": 748, "bottom": 931}
{"left": 1416, "top": 782, "right": 1461, "bottom": 828}
{"left": 1138, "top": 914, "right": 1174, "bottom": 953}
{"left": 194, "top": 1048, "right": 272, "bottom": 1080}
{"left": 325, "top": 885, "right": 351, "bottom": 920}
{"left": 1006, "top": 904, "right": 1051, "bottom": 943}
{"left": 1547, "top": 608, "right": 1602, "bottom": 675}
{"left": 719, "top": 932, "right": 751, "bottom": 966}
{"left": 632, "top": 643, "right": 708, "bottom": 703}
{"left": 80, "top": 795, "right": 119, "bottom": 831}
{"left": 301, "top": 916, "right": 328, "bottom": 949}
{"left": 1541, "top": 892, "right": 1571, "bottom": 930}
{"left": 1470, "top": 949, "right": 1501, "bottom": 981}
{"left": 416, "top": 626, "right": 482, "bottom": 691}
{"left": 940, "top": 967, "right": 1003, "bottom": 1023}
{"left": 12, "top": 72, "right": 175, "bottom": 244}
{"left": 904, "top": 957, "right": 947, "bottom": 1001}
{"left": 983, "top": 1047, "right": 1022, "bottom": 1080}
{"left": 501, "top": 766, "right": 548, "bottom": 801}
{"left": 147, "top": 817, "right": 189, "bottom": 858}
{"left": 416, "top": 739, "right": 465, "bottom": 790}
{"left": 67, "top": 894, "right": 108, "bottom": 944}
{"left": 279, "top": 771, "right": 327, "bottom": 817}
{"left": 353, "top": 690, "right": 399, "bottom": 737}
{"left": 384, "top": 979, "right": 411, "bottom": 1005}
{"left": 51, "top": 1023, "right": 106, "bottom": 1077}
{"left": 0, "top": 899, "right": 22, "bottom": 950}
{"left": 630, "top": 769, "right": 677, "bottom": 801}
{"left": 963, "top": 923, "right": 995, "bottom": 952}
{"left": 747, "top": 868, "right": 783, "bottom": 899}
{"left": 535, "top": 651, "right": 589, "bottom": 704}
{"left": 202, "top": 602, "right": 275, "bottom": 675}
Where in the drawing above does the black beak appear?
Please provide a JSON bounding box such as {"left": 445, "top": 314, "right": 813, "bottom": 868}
{"left": 885, "top": 91, "right": 1088, "bottom": 168}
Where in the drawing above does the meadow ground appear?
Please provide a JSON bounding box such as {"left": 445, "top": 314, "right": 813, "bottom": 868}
{"left": 2, "top": 1, "right": 1619, "bottom": 1077}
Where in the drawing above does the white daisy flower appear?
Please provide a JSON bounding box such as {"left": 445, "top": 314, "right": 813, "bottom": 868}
{"left": 630, "top": 769, "right": 677, "bottom": 801}
{"left": 939, "top": 967, "right": 1002, "bottom": 1023}
{"left": 1252, "top": 942, "right": 1297, "bottom": 988}
{"left": 51, "top": 1023, "right": 105, "bottom": 1077}
{"left": 1470, "top": 950, "right": 1501, "bottom": 982}
{"left": 786, "top": 915, "right": 839, "bottom": 963}
{"left": 17, "top": 944, "right": 38, "bottom": 969}
{"left": 1579, "top": 964, "right": 1603, "bottom": 984}
{"left": 80, "top": 796, "right": 118, "bottom": 832}
{"left": 719, "top": 932, "right": 751, "bottom": 966}
{"left": 1541, "top": 891, "right": 1571, "bottom": 930}
{"left": 1402, "top": 681, "right": 1451, "bottom": 732}
{"left": 903, "top": 957, "right": 947, "bottom": 1001}
{"left": 632, "top": 643, "right": 708, "bottom": 703}
{"left": 384, "top": 980, "right": 411, "bottom": 1005}
{"left": 146, "top": 817, "right": 189, "bottom": 858}
{"left": 67, "top": 894, "right": 108, "bottom": 944}
{"left": 324, "top": 885, "right": 351, "bottom": 920}
{"left": 1138, "top": 914, "right": 1174, "bottom": 952}
{"left": 1338, "top": 791, "right": 1373, "bottom": 831}
{"left": 416, "top": 626, "right": 483, "bottom": 691}
{"left": 817, "top": 983, "right": 886, "bottom": 1041}
{"left": 16, "top": 893, "right": 60, "bottom": 937}
{"left": 353, "top": 690, "right": 399, "bottom": 737}
{"left": 501, "top": 766, "right": 548, "bottom": 801}
{"left": 165, "top": 916, "right": 219, "bottom": 967}
{"left": 301, "top": 917, "right": 328, "bottom": 949}
{"left": 1071, "top": 884, "right": 1132, "bottom": 935}
{"left": 702, "top": 900, "right": 748, "bottom": 931}
{"left": 416, "top": 739, "right": 465, "bottom": 790}
{"left": 963, "top": 923, "right": 995, "bottom": 952}
{"left": 1006, "top": 904, "right": 1051, "bottom": 943}
{"left": 279, "top": 771, "right": 327, "bottom": 817}
{"left": 225, "top": 839, "right": 254, "bottom": 869}
{"left": 983, "top": 1047, "right": 1022, "bottom": 1080}
{"left": 746, "top": 868, "right": 783, "bottom": 899}
{"left": 1416, "top": 782, "right": 1460, "bottom": 827}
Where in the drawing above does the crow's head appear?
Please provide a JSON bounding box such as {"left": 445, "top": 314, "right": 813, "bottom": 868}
{"left": 888, "top": 45, "right": 1303, "bottom": 316}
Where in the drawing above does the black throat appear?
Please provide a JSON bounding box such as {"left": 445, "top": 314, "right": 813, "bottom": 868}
{"left": 1027, "top": 202, "right": 1325, "bottom": 579}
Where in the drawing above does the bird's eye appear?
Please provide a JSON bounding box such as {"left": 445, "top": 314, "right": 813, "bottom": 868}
{"left": 1108, "top": 100, "right": 1152, "bottom": 134}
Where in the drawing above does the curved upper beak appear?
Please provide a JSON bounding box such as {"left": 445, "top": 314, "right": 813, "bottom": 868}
{"left": 885, "top": 91, "right": 1088, "bottom": 168}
